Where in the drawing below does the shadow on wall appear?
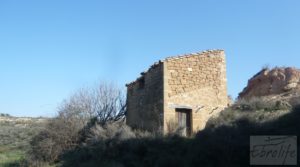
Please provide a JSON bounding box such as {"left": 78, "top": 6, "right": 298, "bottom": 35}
{"left": 60, "top": 106, "right": 300, "bottom": 167}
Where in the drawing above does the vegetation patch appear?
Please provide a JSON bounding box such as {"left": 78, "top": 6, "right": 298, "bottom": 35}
{"left": 0, "top": 146, "right": 25, "bottom": 167}
{"left": 4, "top": 83, "right": 296, "bottom": 167}
{"left": 0, "top": 115, "right": 47, "bottom": 167}
{"left": 25, "top": 84, "right": 299, "bottom": 167}
{"left": 55, "top": 105, "right": 299, "bottom": 167}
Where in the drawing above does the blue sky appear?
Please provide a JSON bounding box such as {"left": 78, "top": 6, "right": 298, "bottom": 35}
{"left": 0, "top": 0, "right": 299, "bottom": 117}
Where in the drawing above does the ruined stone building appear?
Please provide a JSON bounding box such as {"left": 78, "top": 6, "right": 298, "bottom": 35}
{"left": 126, "top": 50, "right": 228, "bottom": 135}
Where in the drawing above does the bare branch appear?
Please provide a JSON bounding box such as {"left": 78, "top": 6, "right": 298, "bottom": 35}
{"left": 58, "top": 82, "right": 126, "bottom": 126}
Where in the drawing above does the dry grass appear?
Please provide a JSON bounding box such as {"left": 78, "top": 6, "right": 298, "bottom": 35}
{"left": 0, "top": 115, "right": 47, "bottom": 167}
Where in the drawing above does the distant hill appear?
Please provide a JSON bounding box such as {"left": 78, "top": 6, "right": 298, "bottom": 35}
{"left": 0, "top": 115, "right": 48, "bottom": 146}
{"left": 0, "top": 113, "right": 11, "bottom": 117}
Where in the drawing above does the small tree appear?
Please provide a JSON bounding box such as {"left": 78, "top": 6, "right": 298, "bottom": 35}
{"left": 90, "top": 82, "right": 126, "bottom": 125}
{"left": 28, "top": 82, "right": 126, "bottom": 164}
{"left": 58, "top": 82, "right": 126, "bottom": 125}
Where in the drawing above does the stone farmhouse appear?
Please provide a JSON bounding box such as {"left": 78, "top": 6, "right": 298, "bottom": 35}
{"left": 126, "top": 50, "right": 228, "bottom": 136}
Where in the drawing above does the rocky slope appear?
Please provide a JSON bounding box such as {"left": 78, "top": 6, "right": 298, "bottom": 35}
{"left": 239, "top": 67, "right": 300, "bottom": 105}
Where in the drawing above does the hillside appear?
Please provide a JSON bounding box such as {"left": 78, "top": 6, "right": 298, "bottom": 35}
{"left": 0, "top": 115, "right": 48, "bottom": 166}
{"left": 59, "top": 101, "right": 298, "bottom": 167}
{"left": 3, "top": 102, "right": 292, "bottom": 167}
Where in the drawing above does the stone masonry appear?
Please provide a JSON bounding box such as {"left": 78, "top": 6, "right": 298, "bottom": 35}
{"left": 126, "top": 50, "right": 228, "bottom": 134}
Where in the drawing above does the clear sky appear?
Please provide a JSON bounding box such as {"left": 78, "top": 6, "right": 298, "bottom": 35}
{"left": 0, "top": 0, "right": 299, "bottom": 117}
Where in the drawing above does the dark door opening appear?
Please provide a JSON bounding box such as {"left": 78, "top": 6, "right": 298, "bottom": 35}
{"left": 175, "top": 108, "right": 192, "bottom": 136}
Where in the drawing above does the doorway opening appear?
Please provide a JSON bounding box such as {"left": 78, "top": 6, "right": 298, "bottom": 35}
{"left": 175, "top": 108, "right": 192, "bottom": 136}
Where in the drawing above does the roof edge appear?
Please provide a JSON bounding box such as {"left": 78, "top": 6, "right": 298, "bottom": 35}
{"left": 126, "top": 49, "right": 224, "bottom": 87}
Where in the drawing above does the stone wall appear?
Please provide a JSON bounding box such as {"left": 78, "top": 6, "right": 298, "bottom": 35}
{"left": 126, "top": 63, "right": 164, "bottom": 132}
{"left": 163, "top": 50, "right": 228, "bottom": 132}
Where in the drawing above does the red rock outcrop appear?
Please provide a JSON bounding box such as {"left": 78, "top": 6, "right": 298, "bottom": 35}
{"left": 239, "top": 67, "right": 300, "bottom": 100}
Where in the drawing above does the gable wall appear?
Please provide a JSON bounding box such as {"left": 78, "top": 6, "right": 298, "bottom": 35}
{"left": 163, "top": 51, "right": 228, "bottom": 132}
